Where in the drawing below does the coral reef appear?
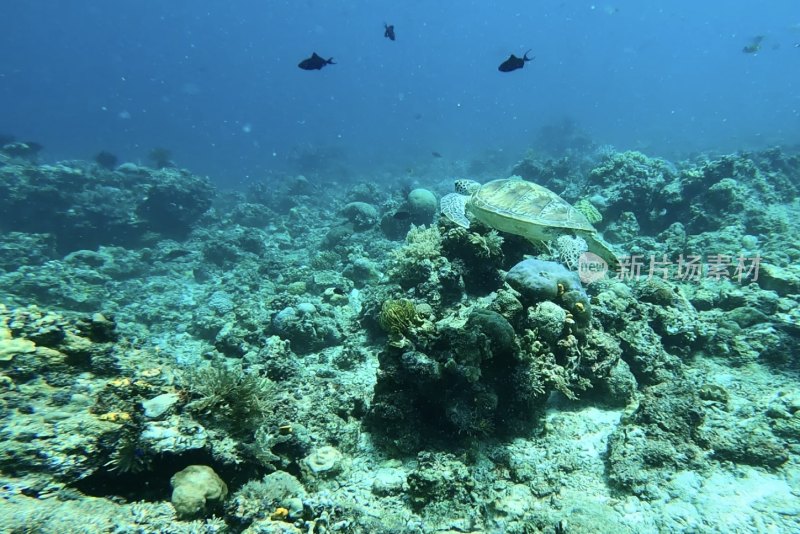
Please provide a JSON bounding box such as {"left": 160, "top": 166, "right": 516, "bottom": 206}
{"left": 0, "top": 161, "right": 213, "bottom": 254}
{"left": 0, "top": 147, "right": 798, "bottom": 533}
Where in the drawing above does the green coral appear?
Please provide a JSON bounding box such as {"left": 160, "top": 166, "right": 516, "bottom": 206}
{"left": 378, "top": 299, "right": 419, "bottom": 340}
{"left": 574, "top": 198, "right": 602, "bottom": 224}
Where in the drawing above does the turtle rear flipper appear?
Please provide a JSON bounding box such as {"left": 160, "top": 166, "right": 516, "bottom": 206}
{"left": 440, "top": 193, "right": 470, "bottom": 228}
{"left": 585, "top": 234, "right": 620, "bottom": 272}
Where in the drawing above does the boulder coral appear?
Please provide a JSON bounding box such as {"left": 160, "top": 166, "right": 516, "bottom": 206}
{"left": 170, "top": 465, "right": 228, "bottom": 519}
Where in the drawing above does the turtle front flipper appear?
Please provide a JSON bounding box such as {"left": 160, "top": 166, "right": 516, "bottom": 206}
{"left": 440, "top": 193, "right": 471, "bottom": 228}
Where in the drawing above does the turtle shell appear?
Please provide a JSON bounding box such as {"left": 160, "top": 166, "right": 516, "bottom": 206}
{"left": 471, "top": 179, "right": 594, "bottom": 231}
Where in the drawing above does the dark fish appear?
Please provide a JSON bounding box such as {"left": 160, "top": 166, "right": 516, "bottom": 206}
{"left": 149, "top": 147, "right": 172, "bottom": 169}
{"left": 95, "top": 150, "right": 118, "bottom": 170}
{"left": 298, "top": 52, "right": 335, "bottom": 70}
{"left": 393, "top": 210, "right": 410, "bottom": 220}
{"left": 742, "top": 36, "right": 764, "bottom": 54}
{"left": 332, "top": 287, "right": 345, "bottom": 295}
{"left": 431, "top": 151, "right": 442, "bottom": 158}
{"left": 163, "top": 249, "right": 190, "bottom": 261}
{"left": 384, "top": 23, "right": 396, "bottom": 41}
{"left": 498, "top": 50, "right": 534, "bottom": 72}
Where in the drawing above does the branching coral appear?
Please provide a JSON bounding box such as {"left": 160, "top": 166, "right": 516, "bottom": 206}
{"left": 387, "top": 225, "right": 445, "bottom": 288}
{"left": 185, "top": 365, "right": 272, "bottom": 434}
{"left": 390, "top": 225, "right": 442, "bottom": 262}
{"left": 104, "top": 421, "right": 152, "bottom": 474}
{"left": 466, "top": 229, "right": 504, "bottom": 258}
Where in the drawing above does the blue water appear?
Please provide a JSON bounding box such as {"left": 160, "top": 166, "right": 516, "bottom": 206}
{"left": 2, "top": 1, "right": 799, "bottom": 185}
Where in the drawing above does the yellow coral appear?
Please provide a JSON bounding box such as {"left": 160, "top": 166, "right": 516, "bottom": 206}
{"left": 270, "top": 507, "right": 289, "bottom": 521}
{"left": 0, "top": 314, "right": 36, "bottom": 362}
{"left": 0, "top": 336, "right": 36, "bottom": 362}
{"left": 98, "top": 412, "right": 132, "bottom": 423}
{"left": 140, "top": 367, "right": 162, "bottom": 378}
{"left": 109, "top": 377, "right": 132, "bottom": 388}
{"left": 557, "top": 283, "right": 566, "bottom": 297}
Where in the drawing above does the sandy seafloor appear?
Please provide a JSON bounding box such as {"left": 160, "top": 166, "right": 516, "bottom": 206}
{"left": 0, "top": 146, "right": 798, "bottom": 533}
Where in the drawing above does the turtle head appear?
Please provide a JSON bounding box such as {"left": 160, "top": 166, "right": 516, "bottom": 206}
{"left": 454, "top": 179, "right": 481, "bottom": 196}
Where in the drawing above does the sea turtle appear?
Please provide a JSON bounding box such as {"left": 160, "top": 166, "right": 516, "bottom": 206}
{"left": 440, "top": 176, "right": 619, "bottom": 269}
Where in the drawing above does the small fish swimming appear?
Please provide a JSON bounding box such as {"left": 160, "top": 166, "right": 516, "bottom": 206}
{"left": 384, "top": 23, "right": 396, "bottom": 41}
{"left": 742, "top": 36, "right": 764, "bottom": 54}
{"left": 498, "top": 50, "right": 534, "bottom": 72}
{"left": 298, "top": 52, "right": 335, "bottom": 70}
{"left": 431, "top": 151, "right": 443, "bottom": 158}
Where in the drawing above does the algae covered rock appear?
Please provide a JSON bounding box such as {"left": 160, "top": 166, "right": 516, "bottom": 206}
{"left": 341, "top": 201, "right": 379, "bottom": 230}
{"left": 507, "top": 258, "right": 580, "bottom": 302}
{"left": 371, "top": 467, "right": 408, "bottom": 496}
{"left": 465, "top": 307, "right": 517, "bottom": 357}
{"left": 527, "top": 301, "right": 567, "bottom": 343}
{"left": 407, "top": 451, "right": 474, "bottom": 513}
{"left": 368, "top": 305, "right": 552, "bottom": 448}
{"left": 0, "top": 323, "right": 35, "bottom": 361}
{"left": 229, "top": 471, "right": 307, "bottom": 524}
{"left": 606, "top": 380, "right": 706, "bottom": 498}
{"left": 170, "top": 464, "right": 228, "bottom": 519}
{"left": 767, "top": 390, "right": 800, "bottom": 440}
{"left": 141, "top": 392, "right": 180, "bottom": 419}
{"left": 506, "top": 258, "right": 590, "bottom": 325}
{"left": 601, "top": 359, "right": 637, "bottom": 406}
{"left": 271, "top": 304, "right": 342, "bottom": 353}
{"left": 586, "top": 150, "right": 675, "bottom": 232}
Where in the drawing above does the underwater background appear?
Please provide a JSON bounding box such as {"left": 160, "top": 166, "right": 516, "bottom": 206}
{"left": 1, "top": 1, "right": 799, "bottom": 533}
{"left": 2, "top": 0, "right": 800, "bottom": 183}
